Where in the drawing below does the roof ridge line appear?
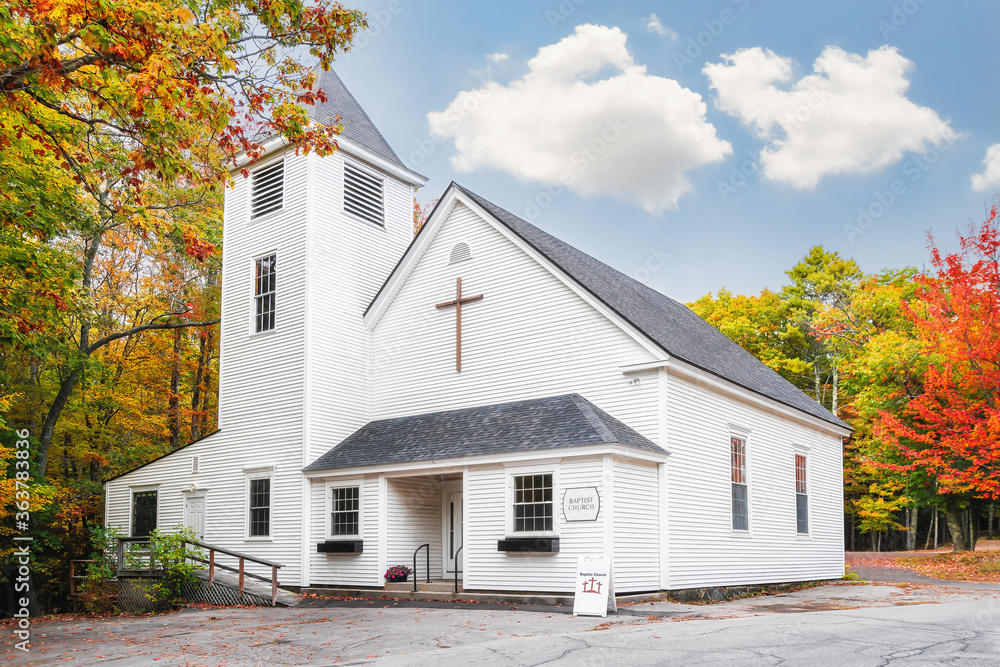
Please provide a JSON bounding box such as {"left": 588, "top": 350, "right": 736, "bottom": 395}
{"left": 569, "top": 394, "right": 617, "bottom": 444}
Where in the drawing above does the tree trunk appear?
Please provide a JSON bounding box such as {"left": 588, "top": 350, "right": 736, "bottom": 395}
{"left": 905, "top": 505, "right": 918, "bottom": 551}
{"left": 190, "top": 333, "right": 207, "bottom": 441}
{"left": 814, "top": 366, "right": 822, "bottom": 404}
{"left": 970, "top": 500, "right": 981, "bottom": 551}
{"left": 989, "top": 503, "right": 995, "bottom": 540}
{"left": 168, "top": 328, "right": 183, "bottom": 449}
{"left": 925, "top": 509, "right": 936, "bottom": 550}
{"left": 199, "top": 331, "right": 216, "bottom": 431}
{"left": 944, "top": 498, "right": 969, "bottom": 552}
{"left": 37, "top": 370, "right": 81, "bottom": 478}
{"left": 831, "top": 365, "right": 839, "bottom": 415}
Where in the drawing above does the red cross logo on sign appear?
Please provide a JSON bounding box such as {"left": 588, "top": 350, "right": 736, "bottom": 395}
{"left": 582, "top": 577, "right": 602, "bottom": 594}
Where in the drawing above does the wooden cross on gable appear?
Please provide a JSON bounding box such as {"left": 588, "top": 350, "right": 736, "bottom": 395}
{"left": 435, "top": 277, "right": 483, "bottom": 372}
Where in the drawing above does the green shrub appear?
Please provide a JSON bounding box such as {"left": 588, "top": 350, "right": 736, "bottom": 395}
{"left": 146, "top": 527, "right": 200, "bottom": 609}
{"left": 81, "top": 524, "right": 202, "bottom": 612}
{"left": 80, "top": 525, "right": 123, "bottom": 614}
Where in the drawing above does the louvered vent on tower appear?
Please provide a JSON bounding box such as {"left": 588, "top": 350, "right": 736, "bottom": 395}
{"left": 344, "top": 161, "right": 384, "bottom": 226}
{"left": 191, "top": 455, "right": 200, "bottom": 474}
{"left": 449, "top": 242, "right": 472, "bottom": 264}
{"left": 251, "top": 160, "right": 284, "bottom": 218}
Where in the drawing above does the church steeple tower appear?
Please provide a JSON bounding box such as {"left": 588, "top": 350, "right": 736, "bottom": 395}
{"left": 217, "top": 69, "right": 427, "bottom": 467}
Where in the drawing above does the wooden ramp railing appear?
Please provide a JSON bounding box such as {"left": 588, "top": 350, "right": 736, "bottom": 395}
{"left": 115, "top": 537, "right": 284, "bottom": 605}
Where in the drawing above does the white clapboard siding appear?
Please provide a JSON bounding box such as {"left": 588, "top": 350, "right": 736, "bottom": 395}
{"left": 664, "top": 370, "right": 845, "bottom": 588}
{"left": 370, "top": 202, "right": 660, "bottom": 440}
{"left": 106, "top": 146, "right": 314, "bottom": 586}
{"left": 385, "top": 477, "right": 444, "bottom": 580}
{"left": 218, "top": 149, "right": 308, "bottom": 437}
{"left": 308, "top": 474, "right": 381, "bottom": 587}
{"left": 106, "top": 143, "right": 419, "bottom": 589}
{"left": 613, "top": 458, "right": 660, "bottom": 592}
{"left": 464, "top": 456, "right": 606, "bottom": 593}
{"left": 304, "top": 152, "right": 414, "bottom": 464}
{"left": 104, "top": 430, "right": 306, "bottom": 585}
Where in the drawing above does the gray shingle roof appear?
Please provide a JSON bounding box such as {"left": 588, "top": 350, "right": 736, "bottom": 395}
{"left": 453, "top": 184, "right": 850, "bottom": 431}
{"left": 305, "top": 394, "right": 665, "bottom": 471}
{"left": 308, "top": 69, "right": 423, "bottom": 179}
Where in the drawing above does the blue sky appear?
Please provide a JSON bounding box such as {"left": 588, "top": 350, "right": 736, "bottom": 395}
{"left": 332, "top": 0, "right": 999, "bottom": 303}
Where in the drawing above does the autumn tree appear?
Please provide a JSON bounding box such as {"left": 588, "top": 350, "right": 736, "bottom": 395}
{"left": 812, "top": 268, "right": 928, "bottom": 549}
{"left": 1, "top": 0, "right": 367, "bottom": 476}
{"left": 878, "top": 204, "right": 1000, "bottom": 551}
{"left": 782, "top": 246, "right": 863, "bottom": 413}
{"left": 689, "top": 288, "right": 810, "bottom": 384}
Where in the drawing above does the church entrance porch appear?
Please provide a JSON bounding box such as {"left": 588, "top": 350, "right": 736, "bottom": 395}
{"left": 385, "top": 472, "right": 464, "bottom": 588}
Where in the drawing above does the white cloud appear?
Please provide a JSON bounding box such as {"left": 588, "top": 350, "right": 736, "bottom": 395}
{"left": 428, "top": 24, "right": 731, "bottom": 213}
{"left": 704, "top": 45, "right": 958, "bottom": 189}
{"left": 486, "top": 52, "right": 509, "bottom": 63}
{"left": 971, "top": 143, "right": 1000, "bottom": 192}
{"left": 644, "top": 13, "right": 678, "bottom": 40}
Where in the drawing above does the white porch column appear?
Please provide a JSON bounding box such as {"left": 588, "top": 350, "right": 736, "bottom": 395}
{"left": 377, "top": 473, "right": 388, "bottom": 585}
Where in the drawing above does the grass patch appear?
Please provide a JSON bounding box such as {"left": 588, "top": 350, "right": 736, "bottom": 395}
{"left": 899, "top": 551, "right": 1000, "bottom": 582}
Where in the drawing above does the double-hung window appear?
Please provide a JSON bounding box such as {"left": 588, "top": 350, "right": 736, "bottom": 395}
{"left": 795, "top": 453, "right": 809, "bottom": 534}
{"left": 330, "top": 487, "right": 360, "bottom": 537}
{"left": 254, "top": 254, "right": 276, "bottom": 333}
{"left": 731, "top": 436, "right": 749, "bottom": 532}
{"left": 248, "top": 477, "right": 271, "bottom": 537}
{"left": 513, "top": 474, "right": 553, "bottom": 533}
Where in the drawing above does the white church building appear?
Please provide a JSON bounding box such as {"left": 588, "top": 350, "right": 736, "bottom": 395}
{"left": 104, "top": 70, "right": 851, "bottom": 596}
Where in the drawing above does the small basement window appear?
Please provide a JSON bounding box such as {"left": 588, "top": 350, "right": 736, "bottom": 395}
{"left": 344, "top": 161, "right": 384, "bottom": 226}
{"left": 251, "top": 160, "right": 284, "bottom": 219}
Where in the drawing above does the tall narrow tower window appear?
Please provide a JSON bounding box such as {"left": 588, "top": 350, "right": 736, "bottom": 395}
{"left": 344, "top": 161, "right": 384, "bottom": 226}
{"left": 254, "top": 254, "right": 276, "bottom": 333}
{"left": 251, "top": 160, "right": 284, "bottom": 219}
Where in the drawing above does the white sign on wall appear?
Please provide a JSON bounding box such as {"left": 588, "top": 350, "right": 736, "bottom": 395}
{"left": 562, "top": 486, "right": 600, "bottom": 522}
{"left": 572, "top": 557, "right": 616, "bottom": 617}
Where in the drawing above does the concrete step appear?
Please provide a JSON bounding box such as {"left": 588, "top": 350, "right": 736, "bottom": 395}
{"left": 300, "top": 585, "right": 670, "bottom": 608}
{"left": 385, "top": 580, "right": 462, "bottom": 593}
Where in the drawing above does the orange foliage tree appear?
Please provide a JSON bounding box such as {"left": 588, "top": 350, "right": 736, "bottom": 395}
{"left": 879, "top": 204, "right": 1000, "bottom": 550}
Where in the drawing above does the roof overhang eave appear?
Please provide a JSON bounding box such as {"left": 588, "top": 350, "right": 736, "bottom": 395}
{"left": 303, "top": 442, "right": 670, "bottom": 479}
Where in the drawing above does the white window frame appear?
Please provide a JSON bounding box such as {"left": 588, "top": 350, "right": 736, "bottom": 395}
{"left": 245, "top": 467, "right": 274, "bottom": 541}
{"left": 248, "top": 156, "right": 285, "bottom": 221}
{"left": 729, "top": 425, "right": 752, "bottom": 536}
{"left": 794, "top": 446, "right": 811, "bottom": 537}
{"left": 325, "top": 479, "right": 363, "bottom": 540}
{"left": 505, "top": 463, "right": 560, "bottom": 537}
{"left": 250, "top": 251, "right": 277, "bottom": 336}
{"left": 342, "top": 158, "right": 386, "bottom": 229}
{"left": 129, "top": 484, "right": 160, "bottom": 538}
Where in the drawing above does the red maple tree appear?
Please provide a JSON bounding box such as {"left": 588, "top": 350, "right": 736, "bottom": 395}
{"left": 878, "top": 203, "right": 1000, "bottom": 550}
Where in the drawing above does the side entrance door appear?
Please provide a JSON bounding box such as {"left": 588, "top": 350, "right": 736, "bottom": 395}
{"left": 443, "top": 488, "right": 463, "bottom": 576}
{"left": 183, "top": 492, "right": 206, "bottom": 541}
